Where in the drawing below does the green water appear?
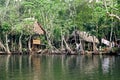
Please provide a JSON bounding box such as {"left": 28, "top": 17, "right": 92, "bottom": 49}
{"left": 0, "top": 55, "right": 120, "bottom": 80}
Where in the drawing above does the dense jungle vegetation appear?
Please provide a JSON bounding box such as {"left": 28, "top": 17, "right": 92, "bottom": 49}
{"left": 0, "top": 0, "right": 120, "bottom": 54}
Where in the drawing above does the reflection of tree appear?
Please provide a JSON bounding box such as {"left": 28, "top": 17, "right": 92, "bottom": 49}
{"left": 80, "top": 55, "right": 99, "bottom": 74}
{"left": 6, "top": 55, "right": 10, "bottom": 72}
{"left": 19, "top": 55, "right": 22, "bottom": 73}
{"left": 65, "top": 55, "right": 77, "bottom": 70}
{"left": 102, "top": 56, "right": 115, "bottom": 74}
{"left": 5, "top": 55, "right": 10, "bottom": 80}
{"left": 28, "top": 55, "right": 32, "bottom": 70}
{"left": 102, "top": 57, "right": 109, "bottom": 73}
{"left": 61, "top": 55, "right": 66, "bottom": 74}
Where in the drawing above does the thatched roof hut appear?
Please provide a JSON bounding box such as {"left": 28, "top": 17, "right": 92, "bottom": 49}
{"left": 31, "top": 21, "right": 46, "bottom": 52}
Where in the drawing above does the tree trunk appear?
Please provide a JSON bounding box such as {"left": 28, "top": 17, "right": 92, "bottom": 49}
{"left": 11, "top": 37, "right": 13, "bottom": 52}
{"left": 75, "top": 39, "right": 84, "bottom": 54}
{"left": 61, "top": 30, "right": 64, "bottom": 50}
{"left": 63, "top": 37, "right": 74, "bottom": 54}
{"left": 48, "top": 39, "right": 53, "bottom": 49}
{"left": 5, "top": 34, "right": 11, "bottom": 54}
{"left": 93, "top": 36, "right": 98, "bottom": 54}
{"left": 110, "top": 26, "right": 113, "bottom": 42}
{"left": 28, "top": 35, "right": 32, "bottom": 53}
{"left": 19, "top": 33, "right": 23, "bottom": 53}
{"left": 14, "top": 38, "right": 17, "bottom": 52}
{"left": 0, "top": 41, "right": 6, "bottom": 52}
{"left": 79, "top": 39, "right": 84, "bottom": 54}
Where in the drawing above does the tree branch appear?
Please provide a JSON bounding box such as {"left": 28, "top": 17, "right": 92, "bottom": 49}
{"left": 103, "top": 0, "right": 120, "bottom": 21}
{"left": 107, "top": 13, "right": 120, "bottom": 21}
{"left": 2, "top": 0, "right": 10, "bottom": 20}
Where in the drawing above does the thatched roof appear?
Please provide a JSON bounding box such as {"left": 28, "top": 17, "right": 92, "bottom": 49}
{"left": 33, "top": 21, "right": 45, "bottom": 35}
{"left": 72, "top": 30, "right": 99, "bottom": 44}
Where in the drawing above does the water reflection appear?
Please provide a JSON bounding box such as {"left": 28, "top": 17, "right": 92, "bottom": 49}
{"left": 5, "top": 55, "right": 10, "bottom": 72}
{"left": 102, "top": 56, "right": 115, "bottom": 74}
{"left": 0, "top": 55, "right": 120, "bottom": 80}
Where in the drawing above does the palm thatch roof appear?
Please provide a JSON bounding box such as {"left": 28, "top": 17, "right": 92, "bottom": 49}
{"left": 72, "top": 30, "right": 99, "bottom": 44}
{"left": 33, "top": 21, "right": 45, "bottom": 35}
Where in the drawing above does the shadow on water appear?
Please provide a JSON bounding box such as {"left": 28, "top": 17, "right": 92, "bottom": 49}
{"left": 0, "top": 55, "right": 120, "bottom": 80}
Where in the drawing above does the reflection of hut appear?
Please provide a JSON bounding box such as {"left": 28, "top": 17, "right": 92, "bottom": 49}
{"left": 31, "top": 21, "right": 46, "bottom": 52}
{"left": 69, "top": 30, "right": 99, "bottom": 52}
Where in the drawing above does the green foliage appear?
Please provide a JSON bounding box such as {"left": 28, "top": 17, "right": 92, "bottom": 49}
{"left": 0, "top": 22, "right": 11, "bottom": 33}
{"left": 13, "top": 20, "right": 34, "bottom": 35}
{"left": 53, "top": 26, "right": 61, "bottom": 41}
{"left": 0, "top": 0, "right": 120, "bottom": 49}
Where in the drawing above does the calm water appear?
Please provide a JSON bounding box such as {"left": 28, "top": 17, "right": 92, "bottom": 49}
{"left": 0, "top": 55, "right": 120, "bottom": 80}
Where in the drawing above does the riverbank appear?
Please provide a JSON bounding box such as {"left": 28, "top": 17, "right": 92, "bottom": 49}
{"left": 0, "top": 49, "right": 120, "bottom": 56}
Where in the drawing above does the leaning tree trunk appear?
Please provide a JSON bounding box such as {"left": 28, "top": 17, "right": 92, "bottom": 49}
{"left": 63, "top": 37, "right": 74, "bottom": 54}
{"left": 5, "top": 33, "right": 11, "bottom": 54}
{"left": 0, "top": 40, "right": 6, "bottom": 52}
{"left": 18, "top": 33, "right": 23, "bottom": 53}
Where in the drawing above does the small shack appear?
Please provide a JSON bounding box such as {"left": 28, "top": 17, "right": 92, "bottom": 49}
{"left": 31, "top": 21, "right": 46, "bottom": 52}
{"left": 69, "top": 30, "right": 99, "bottom": 53}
